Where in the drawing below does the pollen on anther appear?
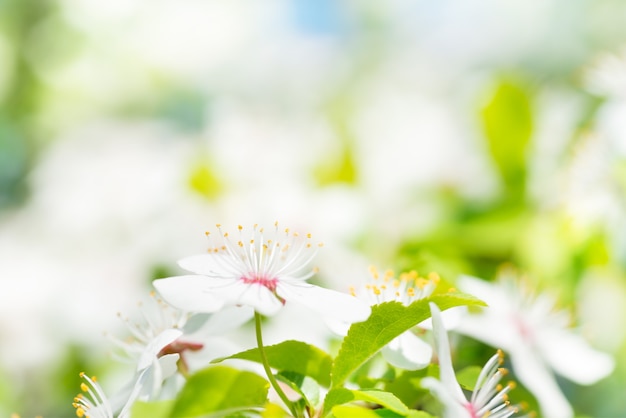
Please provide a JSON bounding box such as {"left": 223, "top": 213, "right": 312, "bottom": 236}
{"left": 238, "top": 225, "right": 243, "bottom": 230}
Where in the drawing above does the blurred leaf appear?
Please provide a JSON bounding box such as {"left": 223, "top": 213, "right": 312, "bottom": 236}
{"left": 313, "top": 143, "right": 358, "bottom": 186}
{"left": 455, "top": 366, "right": 482, "bottom": 391}
{"left": 131, "top": 400, "right": 174, "bottom": 418}
{"left": 330, "top": 405, "right": 434, "bottom": 418}
{"left": 276, "top": 371, "right": 321, "bottom": 413}
{"left": 383, "top": 369, "right": 430, "bottom": 407}
{"left": 480, "top": 79, "right": 533, "bottom": 200}
{"left": 323, "top": 388, "right": 409, "bottom": 416}
{"left": 331, "top": 294, "right": 486, "bottom": 387}
{"left": 188, "top": 162, "right": 223, "bottom": 200}
{"left": 169, "top": 365, "right": 268, "bottom": 418}
{"left": 212, "top": 340, "right": 332, "bottom": 386}
{"left": 261, "top": 402, "right": 291, "bottom": 418}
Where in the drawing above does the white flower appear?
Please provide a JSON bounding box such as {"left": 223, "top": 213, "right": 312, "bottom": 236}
{"left": 421, "top": 303, "right": 520, "bottom": 418}
{"left": 340, "top": 267, "right": 439, "bottom": 370}
{"left": 153, "top": 223, "right": 371, "bottom": 322}
{"left": 109, "top": 292, "right": 252, "bottom": 410}
{"left": 73, "top": 372, "right": 129, "bottom": 418}
{"left": 455, "top": 272, "right": 615, "bottom": 418}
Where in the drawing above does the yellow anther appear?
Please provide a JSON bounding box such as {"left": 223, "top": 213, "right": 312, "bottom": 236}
{"left": 507, "top": 381, "right": 516, "bottom": 389}
{"left": 274, "top": 221, "right": 279, "bottom": 227}
{"left": 318, "top": 242, "right": 324, "bottom": 247}
{"left": 76, "top": 408, "right": 85, "bottom": 418}
{"left": 293, "top": 232, "right": 299, "bottom": 237}
{"left": 307, "top": 233, "right": 312, "bottom": 239}
{"left": 205, "top": 231, "right": 210, "bottom": 236}
{"left": 216, "top": 223, "right": 221, "bottom": 228}
{"left": 415, "top": 278, "right": 428, "bottom": 289}
{"left": 224, "top": 232, "right": 229, "bottom": 237}
{"left": 250, "top": 239, "right": 254, "bottom": 244}
{"left": 259, "top": 227, "right": 264, "bottom": 233}
{"left": 238, "top": 241, "right": 244, "bottom": 247}
{"left": 428, "top": 272, "right": 440, "bottom": 283}
{"left": 349, "top": 286, "right": 356, "bottom": 296}
{"left": 238, "top": 225, "right": 243, "bottom": 230}
{"left": 263, "top": 244, "right": 268, "bottom": 250}
{"left": 407, "top": 287, "right": 416, "bottom": 297}
{"left": 372, "top": 286, "right": 381, "bottom": 295}
{"left": 80, "top": 383, "right": 88, "bottom": 392}
{"left": 306, "top": 243, "right": 311, "bottom": 248}
{"left": 392, "top": 279, "right": 400, "bottom": 288}
{"left": 285, "top": 228, "right": 290, "bottom": 233}
{"left": 221, "top": 245, "right": 226, "bottom": 250}
{"left": 498, "top": 367, "right": 508, "bottom": 376}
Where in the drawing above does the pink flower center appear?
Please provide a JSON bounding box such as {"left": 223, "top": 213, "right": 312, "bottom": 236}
{"left": 241, "top": 274, "right": 279, "bottom": 291}
{"left": 464, "top": 403, "right": 479, "bottom": 418}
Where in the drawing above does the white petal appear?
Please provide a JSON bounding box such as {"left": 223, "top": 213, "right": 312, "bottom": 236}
{"left": 192, "top": 305, "right": 255, "bottom": 335}
{"left": 429, "top": 303, "right": 467, "bottom": 403}
{"left": 539, "top": 328, "right": 615, "bottom": 385}
{"left": 509, "top": 344, "right": 574, "bottom": 418}
{"left": 153, "top": 276, "right": 226, "bottom": 313}
{"left": 457, "top": 275, "right": 509, "bottom": 312}
{"left": 137, "top": 328, "right": 183, "bottom": 371}
{"left": 220, "top": 281, "right": 284, "bottom": 316}
{"left": 382, "top": 331, "right": 432, "bottom": 370}
{"left": 276, "top": 282, "right": 371, "bottom": 323}
{"left": 421, "top": 377, "right": 471, "bottom": 418}
{"left": 178, "top": 254, "right": 232, "bottom": 276}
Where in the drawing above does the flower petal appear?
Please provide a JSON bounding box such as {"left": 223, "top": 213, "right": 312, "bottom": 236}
{"left": 178, "top": 254, "right": 233, "bottom": 276}
{"left": 420, "top": 377, "right": 471, "bottom": 418}
{"left": 429, "top": 302, "right": 466, "bottom": 403}
{"left": 539, "top": 328, "right": 615, "bottom": 385}
{"left": 382, "top": 331, "right": 432, "bottom": 370}
{"left": 218, "top": 281, "right": 284, "bottom": 316}
{"left": 276, "top": 282, "right": 371, "bottom": 323}
{"left": 137, "top": 328, "right": 183, "bottom": 371}
{"left": 509, "top": 344, "right": 574, "bottom": 418}
{"left": 153, "top": 276, "right": 226, "bottom": 313}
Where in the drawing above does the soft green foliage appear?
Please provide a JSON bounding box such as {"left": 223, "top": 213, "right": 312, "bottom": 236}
{"left": 330, "top": 405, "right": 435, "bottom": 418}
{"left": 213, "top": 340, "right": 333, "bottom": 386}
{"left": 168, "top": 365, "right": 269, "bottom": 418}
{"left": 331, "top": 293, "right": 486, "bottom": 387}
{"left": 323, "top": 388, "right": 409, "bottom": 416}
{"left": 455, "top": 365, "right": 482, "bottom": 391}
{"left": 131, "top": 400, "right": 175, "bottom": 418}
{"left": 480, "top": 79, "right": 533, "bottom": 200}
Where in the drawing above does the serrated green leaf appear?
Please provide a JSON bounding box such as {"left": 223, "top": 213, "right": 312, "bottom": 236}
{"left": 131, "top": 400, "right": 174, "bottom": 418}
{"left": 169, "top": 365, "right": 268, "bottom": 417}
{"left": 331, "top": 293, "right": 485, "bottom": 387}
{"left": 213, "top": 340, "right": 332, "bottom": 386}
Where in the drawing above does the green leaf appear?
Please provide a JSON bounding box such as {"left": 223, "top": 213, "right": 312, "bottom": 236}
{"left": 456, "top": 365, "right": 482, "bottom": 391}
{"left": 169, "top": 365, "right": 268, "bottom": 418}
{"left": 323, "top": 388, "right": 408, "bottom": 416}
{"left": 480, "top": 79, "right": 533, "bottom": 199}
{"left": 213, "top": 340, "right": 333, "bottom": 386}
{"left": 331, "top": 293, "right": 485, "bottom": 387}
{"left": 131, "top": 400, "right": 174, "bottom": 418}
{"left": 330, "top": 406, "right": 434, "bottom": 418}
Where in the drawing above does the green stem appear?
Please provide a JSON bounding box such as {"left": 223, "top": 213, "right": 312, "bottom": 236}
{"left": 255, "top": 312, "right": 300, "bottom": 417}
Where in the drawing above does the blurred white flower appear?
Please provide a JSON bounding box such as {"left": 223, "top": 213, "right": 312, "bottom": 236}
{"left": 455, "top": 273, "right": 615, "bottom": 418}
{"left": 109, "top": 292, "right": 252, "bottom": 408}
{"left": 422, "top": 302, "right": 520, "bottom": 418}
{"left": 73, "top": 372, "right": 129, "bottom": 418}
{"left": 154, "top": 223, "right": 371, "bottom": 322}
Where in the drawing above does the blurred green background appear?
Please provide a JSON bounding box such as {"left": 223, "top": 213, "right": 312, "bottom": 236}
{"left": 3, "top": 0, "right": 626, "bottom": 416}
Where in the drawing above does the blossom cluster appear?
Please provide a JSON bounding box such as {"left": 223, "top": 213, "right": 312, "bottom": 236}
{"left": 73, "top": 224, "right": 614, "bottom": 418}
